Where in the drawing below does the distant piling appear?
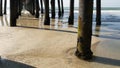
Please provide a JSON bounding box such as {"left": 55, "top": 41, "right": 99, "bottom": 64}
{"left": 44, "top": 0, "right": 50, "bottom": 25}
{"left": 32, "top": 0, "right": 35, "bottom": 15}
{"left": 51, "top": 0, "right": 56, "bottom": 18}
{"left": 40, "top": 0, "right": 44, "bottom": 14}
{"left": 10, "top": 0, "right": 18, "bottom": 26}
{"left": 58, "top": 0, "right": 62, "bottom": 18}
{"left": 4, "top": 0, "right": 6, "bottom": 14}
{"left": 68, "top": 0, "right": 74, "bottom": 25}
{"left": 61, "top": 0, "right": 64, "bottom": 17}
{"left": 18, "top": 0, "right": 22, "bottom": 15}
{"left": 96, "top": 0, "right": 101, "bottom": 26}
{"left": 0, "top": 0, "right": 3, "bottom": 16}
{"left": 35, "top": 0, "right": 40, "bottom": 18}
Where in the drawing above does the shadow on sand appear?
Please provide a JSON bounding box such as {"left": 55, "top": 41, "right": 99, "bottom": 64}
{"left": 0, "top": 58, "right": 36, "bottom": 68}
{"left": 17, "top": 26, "right": 77, "bottom": 34}
{"left": 66, "top": 47, "right": 120, "bottom": 67}
{"left": 92, "top": 56, "right": 120, "bottom": 66}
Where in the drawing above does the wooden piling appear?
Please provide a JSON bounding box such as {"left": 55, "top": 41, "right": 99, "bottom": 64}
{"left": 18, "top": 0, "right": 22, "bottom": 15}
{"left": 40, "top": 0, "right": 44, "bottom": 14}
{"left": 61, "top": 0, "right": 64, "bottom": 17}
{"left": 16, "top": 0, "right": 19, "bottom": 19}
{"left": 58, "top": 0, "right": 61, "bottom": 18}
{"left": 0, "top": 0, "right": 3, "bottom": 16}
{"left": 32, "top": 0, "right": 35, "bottom": 15}
{"left": 4, "top": 0, "right": 6, "bottom": 14}
{"left": 96, "top": 0, "right": 101, "bottom": 26}
{"left": 10, "top": 0, "right": 18, "bottom": 26}
{"left": 68, "top": 0, "right": 74, "bottom": 25}
{"left": 75, "top": 0, "right": 93, "bottom": 60}
{"left": 35, "top": 0, "right": 40, "bottom": 18}
{"left": 44, "top": 0, "right": 50, "bottom": 25}
{"left": 51, "top": 0, "right": 55, "bottom": 18}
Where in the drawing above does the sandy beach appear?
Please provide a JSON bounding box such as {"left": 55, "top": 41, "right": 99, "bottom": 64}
{"left": 0, "top": 13, "right": 120, "bottom": 68}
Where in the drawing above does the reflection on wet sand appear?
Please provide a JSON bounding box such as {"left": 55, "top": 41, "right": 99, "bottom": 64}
{"left": 0, "top": 15, "right": 9, "bottom": 26}
{"left": 93, "top": 24, "right": 120, "bottom": 40}
{"left": 94, "top": 25, "right": 101, "bottom": 37}
{"left": 17, "top": 14, "right": 69, "bottom": 30}
{"left": 0, "top": 17, "right": 4, "bottom": 26}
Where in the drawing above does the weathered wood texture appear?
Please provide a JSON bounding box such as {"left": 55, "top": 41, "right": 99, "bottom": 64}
{"left": 76, "top": 0, "right": 93, "bottom": 60}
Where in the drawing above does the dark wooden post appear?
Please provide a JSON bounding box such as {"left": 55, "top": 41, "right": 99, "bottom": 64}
{"left": 44, "top": 0, "right": 50, "bottom": 25}
{"left": 68, "top": 0, "right": 74, "bottom": 25}
{"left": 40, "top": 0, "right": 44, "bottom": 14}
{"left": 26, "top": 0, "right": 35, "bottom": 15}
{"left": 96, "top": 0, "right": 101, "bottom": 26}
{"left": 75, "top": 0, "right": 93, "bottom": 60}
{"left": 0, "top": 0, "right": 3, "bottom": 16}
{"left": 10, "top": 0, "right": 18, "bottom": 26}
{"left": 16, "top": 0, "right": 19, "bottom": 19}
{"left": 32, "top": 0, "right": 35, "bottom": 15}
{"left": 61, "top": 0, "right": 64, "bottom": 17}
{"left": 4, "top": 0, "right": 6, "bottom": 14}
{"left": 51, "top": 0, "right": 55, "bottom": 18}
{"left": 18, "top": 0, "right": 22, "bottom": 15}
{"left": 35, "top": 0, "right": 40, "bottom": 18}
{"left": 58, "top": 0, "right": 61, "bottom": 18}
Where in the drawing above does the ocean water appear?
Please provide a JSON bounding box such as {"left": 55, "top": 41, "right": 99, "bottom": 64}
{"left": 61, "top": 7, "right": 120, "bottom": 22}
{"left": 1, "top": 7, "right": 120, "bottom": 35}
{"left": 61, "top": 7, "right": 120, "bottom": 39}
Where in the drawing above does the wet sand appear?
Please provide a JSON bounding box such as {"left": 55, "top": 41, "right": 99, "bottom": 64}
{"left": 0, "top": 14, "right": 120, "bottom": 68}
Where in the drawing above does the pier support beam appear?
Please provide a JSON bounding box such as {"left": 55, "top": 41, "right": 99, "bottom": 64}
{"left": 35, "top": 0, "right": 40, "bottom": 18}
{"left": 75, "top": 0, "right": 93, "bottom": 60}
{"left": 18, "top": 0, "right": 22, "bottom": 15}
{"left": 0, "top": 0, "right": 3, "bottom": 16}
{"left": 44, "top": 0, "right": 50, "bottom": 25}
{"left": 68, "top": 0, "right": 74, "bottom": 25}
{"left": 10, "top": 0, "right": 18, "bottom": 26}
{"left": 96, "top": 0, "right": 101, "bottom": 26}
{"left": 61, "top": 0, "right": 64, "bottom": 17}
{"left": 58, "top": 0, "right": 61, "bottom": 18}
{"left": 25, "top": 0, "right": 35, "bottom": 15}
{"left": 4, "top": 0, "right": 6, "bottom": 14}
{"left": 32, "top": 1, "right": 35, "bottom": 15}
{"left": 51, "top": 0, "right": 55, "bottom": 18}
{"left": 40, "top": 0, "right": 44, "bottom": 14}
{"left": 16, "top": 0, "right": 19, "bottom": 19}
